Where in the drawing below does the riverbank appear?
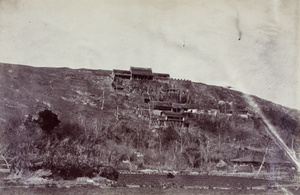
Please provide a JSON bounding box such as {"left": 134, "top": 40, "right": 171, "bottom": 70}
{"left": 0, "top": 174, "right": 300, "bottom": 195}
{"left": 1, "top": 164, "right": 300, "bottom": 195}
{"left": 1, "top": 170, "right": 300, "bottom": 194}
{"left": 119, "top": 169, "right": 297, "bottom": 182}
{"left": 1, "top": 186, "right": 295, "bottom": 195}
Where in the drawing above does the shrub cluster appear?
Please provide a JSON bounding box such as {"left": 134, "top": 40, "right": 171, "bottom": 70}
{"left": 2, "top": 109, "right": 119, "bottom": 180}
{"left": 2, "top": 106, "right": 292, "bottom": 178}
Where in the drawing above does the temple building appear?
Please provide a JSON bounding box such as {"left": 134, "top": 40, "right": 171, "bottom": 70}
{"left": 112, "top": 69, "right": 131, "bottom": 80}
{"left": 130, "top": 67, "right": 153, "bottom": 80}
{"left": 112, "top": 67, "right": 170, "bottom": 81}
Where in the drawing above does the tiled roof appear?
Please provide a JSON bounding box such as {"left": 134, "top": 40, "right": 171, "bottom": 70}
{"left": 113, "top": 67, "right": 171, "bottom": 79}
{"left": 130, "top": 67, "right": 153, "bottom": 76}
{"left": 162, "top": 111, "right": 184, "bottom": 118}
{"left": 113, "top": 69, "right": 131, "bottom": 75}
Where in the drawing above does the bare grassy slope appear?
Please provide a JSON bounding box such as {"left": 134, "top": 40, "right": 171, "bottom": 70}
{"left": 0, "top": 63, "right": 113, "bottom": 126}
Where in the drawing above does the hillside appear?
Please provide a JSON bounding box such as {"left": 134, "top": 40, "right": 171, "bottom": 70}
{"left": 0, "top": 62, "right": 300, "bottom": 176}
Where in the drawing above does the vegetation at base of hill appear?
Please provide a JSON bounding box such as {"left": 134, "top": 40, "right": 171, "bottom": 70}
{"left": 2, "top": 108, "right": 296, "bottom": 177}
{"left": 1, "top": 109, "right": 118, "bottom": 181}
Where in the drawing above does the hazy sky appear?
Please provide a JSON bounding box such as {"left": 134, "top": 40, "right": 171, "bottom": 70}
{"left": 0, "top": 0, "right": 299, "bottom": 109}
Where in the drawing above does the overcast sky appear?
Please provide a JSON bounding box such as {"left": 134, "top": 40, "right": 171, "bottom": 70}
{"left": 0, "top": 0, "right": 299, "bottom": 109}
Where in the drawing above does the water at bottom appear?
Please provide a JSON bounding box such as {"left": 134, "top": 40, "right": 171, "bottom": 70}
{"left": 0, "top": 186, "right": 289, "bottom": 195}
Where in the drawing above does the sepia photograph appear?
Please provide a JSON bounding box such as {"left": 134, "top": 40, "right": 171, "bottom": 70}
{"left": 0, "top": 0, "right": 300, "bottom": 194}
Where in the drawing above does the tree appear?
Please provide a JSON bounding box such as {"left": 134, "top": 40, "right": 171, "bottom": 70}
{"left": 112, "top": 91, "right": 125, "bottom": 121}
{"left": 173, "top": 123, "right": 188, "bottom": 153}
{"left": 35, "top": 109, "right": 60, "bottom": 134}
{"left": 257, "top": 135, "right": 272, "bottom": 174}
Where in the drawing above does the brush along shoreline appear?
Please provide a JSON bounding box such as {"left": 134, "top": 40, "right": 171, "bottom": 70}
{"left": 2, "top": 169, "right": 118, "bottom": 188}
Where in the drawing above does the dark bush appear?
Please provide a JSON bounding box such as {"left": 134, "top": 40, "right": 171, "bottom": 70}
{"left": 35, "top": 109, "right": 60, "bottom": 134}
{"left": 98, "top": 166, "right": 119, "bottom": 181}
{"left": 49, "top": 164, "right": 95, "bottom": 180}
